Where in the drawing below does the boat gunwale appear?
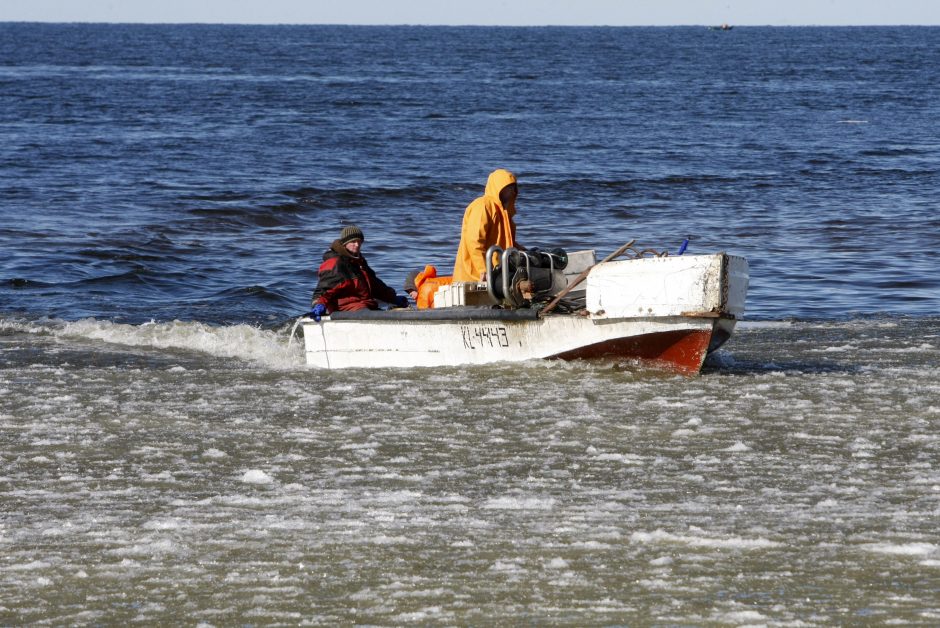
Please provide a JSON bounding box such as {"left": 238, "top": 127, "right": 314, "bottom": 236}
{"left": 321, "top": 306, "right": 541, "bottom": 322}
{"left": 308, "top": 308, "right": 739, "bottom": 324}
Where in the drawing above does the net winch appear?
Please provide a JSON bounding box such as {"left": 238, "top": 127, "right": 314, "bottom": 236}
{"left": 485, "top": 245, "right": 569, "bottom": 308}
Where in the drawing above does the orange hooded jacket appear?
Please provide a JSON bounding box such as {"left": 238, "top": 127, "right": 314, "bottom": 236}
{"left": 412, "top": 265, "right": 453, "bottom": 309}
{"left": 452, "top": 169, "right": 519, "bottom": 282}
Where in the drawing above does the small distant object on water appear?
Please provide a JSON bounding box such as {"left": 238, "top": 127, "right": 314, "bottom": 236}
{"left": 709, "top": 24, "right": 734, "bottom": 31}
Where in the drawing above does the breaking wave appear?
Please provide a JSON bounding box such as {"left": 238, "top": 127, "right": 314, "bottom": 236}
{"left": 2, "top": 316, "right": 305, "bottom": 369}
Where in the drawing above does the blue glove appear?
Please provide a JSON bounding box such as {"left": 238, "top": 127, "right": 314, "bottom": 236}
{"left": 393, "top": 295, "right": 409, "bottom": 308}
{"left": 310, "top": 303, "right": 327, "bottom": 321}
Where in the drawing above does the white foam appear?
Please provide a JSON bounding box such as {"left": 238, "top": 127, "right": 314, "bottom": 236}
{"left": 359, "top": 534, "right": 415, "bottom": 545}
{"left": 714, "top": 609, "right": 768, "bottom": 623}
{"left": 545, "top": 558, "right": 569, "bottom": 569}
{"left": 810, "top": 344, "right": 857, "bottom": 353}
{"left": 393, "top": 609, "right": 445, "bottom": 622}
{"left": 594, "top": 453, "right": 645, "bottom": 465}
{"left": 52, "top": 318, "right": 304, "bottom": 368}
{"left": 8, "top": 560, "right": 52, "bottom": 571}
{"left": 738, "top": 320, "right": 793, "bottom": 330}
{"left": 109, "top": 539, "right": 179, "bottom": 557}
{"left": 241, "top": 469, "right": 275, "bottom": 484}
{"left": 482, "top": 496, "right": 557, "bottom": 510}
{"left": 141, "top": 518, "right": 184, "bottom": 531}
{"left": 489, "top": 559, "right": 526, "bottom": 573}
{"left": 631, "top": 529, "right": 782, "bottom": 550}
{"left": 863, "top": 542, "right": 936, "bottom": 557}
{"left": 0, "top": 318, "right": 53, "bottom": 334}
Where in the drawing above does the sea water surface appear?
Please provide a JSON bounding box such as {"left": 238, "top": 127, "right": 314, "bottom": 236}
{"left": 1, "top": 24, "right": 939, "bottom": 625}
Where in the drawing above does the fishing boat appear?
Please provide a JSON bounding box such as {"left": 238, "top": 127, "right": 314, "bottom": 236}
{"left": 298, "top": 243, "right": 749, "bottom": 374}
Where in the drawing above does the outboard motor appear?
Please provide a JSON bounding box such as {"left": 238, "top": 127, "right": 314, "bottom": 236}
{"left": 486, "top": 246, "right": 568, "bottom": 308}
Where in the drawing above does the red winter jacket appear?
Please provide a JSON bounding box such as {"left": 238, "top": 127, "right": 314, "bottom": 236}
{"left": 311, "top": 241, "right": 397, "bottom": 312}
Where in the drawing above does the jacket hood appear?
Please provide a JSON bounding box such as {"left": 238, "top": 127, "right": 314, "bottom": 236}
{"left": 484, "top": 169, "right": 517, "bottom": 214}
{"left": 326, "top": 240, "right": 362, "bottom": 260}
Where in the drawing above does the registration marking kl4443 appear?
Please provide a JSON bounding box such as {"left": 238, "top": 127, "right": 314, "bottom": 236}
{"left": 461, "top": 325, "right": 509, "bottom": 349}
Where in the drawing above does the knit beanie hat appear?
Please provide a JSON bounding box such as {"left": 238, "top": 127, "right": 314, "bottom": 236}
{"left": 403, "top": 268, "right": 421, "bottom": 293}
{"left": 339, "top": 225, "right": 364, "bottom": 245}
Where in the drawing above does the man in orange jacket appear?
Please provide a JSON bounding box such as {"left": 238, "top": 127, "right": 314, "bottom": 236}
{"left": 452, "top": 169, "right": 524, "bottom": 282}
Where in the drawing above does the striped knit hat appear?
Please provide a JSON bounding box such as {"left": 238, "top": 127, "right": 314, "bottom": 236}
{"left": 339, "top": 225, "right": 364, "bottom": 245}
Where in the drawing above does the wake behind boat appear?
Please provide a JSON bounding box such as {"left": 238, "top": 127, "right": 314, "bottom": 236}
{"left": 299, "top": 243, "right": 749, "bottom": 374}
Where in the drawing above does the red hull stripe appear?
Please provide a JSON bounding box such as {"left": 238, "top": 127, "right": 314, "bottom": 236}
{"left": 549, "top": 328, "right": 713, "bottom": 375}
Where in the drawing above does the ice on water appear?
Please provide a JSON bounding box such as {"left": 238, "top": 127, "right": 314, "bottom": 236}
{"left": 2, "top": 316, "right": 940, "bottom": 623}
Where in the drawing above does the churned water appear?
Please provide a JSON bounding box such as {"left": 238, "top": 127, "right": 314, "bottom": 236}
{"left": 1, "top": 24, "right": 939, "bottom": 624}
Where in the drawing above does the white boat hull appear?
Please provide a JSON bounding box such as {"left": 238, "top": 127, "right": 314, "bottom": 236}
{"left": 302, "top": 253, "right": 748, "bottom": 374}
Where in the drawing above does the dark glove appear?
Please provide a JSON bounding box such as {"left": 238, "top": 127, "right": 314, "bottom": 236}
{"left": 310, "top": 303, "right": 328, "bottom": 321}
{"left": 393, "top": 295, "right": 409, "bottom": 308}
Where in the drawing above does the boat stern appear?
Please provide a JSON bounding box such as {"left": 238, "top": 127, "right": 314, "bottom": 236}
{"left": 585, "top": 252, "right": 748, "bottom": 321}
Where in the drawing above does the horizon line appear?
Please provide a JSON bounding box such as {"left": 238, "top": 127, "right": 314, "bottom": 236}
{"left": 2, "top": 20, "right": 936, "bottom": 27}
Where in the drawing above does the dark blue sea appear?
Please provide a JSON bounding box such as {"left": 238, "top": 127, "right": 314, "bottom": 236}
{"left": 2, "top": 23, "right": 938, "bottom": 324}
{"left": 2, "top": 24, "right": 939, "bottom": 625}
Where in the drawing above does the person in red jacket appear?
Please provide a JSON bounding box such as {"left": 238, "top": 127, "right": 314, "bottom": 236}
{"left": 310, "top": 225, "right": 407, "bottom": 320}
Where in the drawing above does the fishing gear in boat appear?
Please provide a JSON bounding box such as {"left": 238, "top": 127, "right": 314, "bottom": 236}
{"left": 485, "top": 245, "right": 570, "bottom": 308}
